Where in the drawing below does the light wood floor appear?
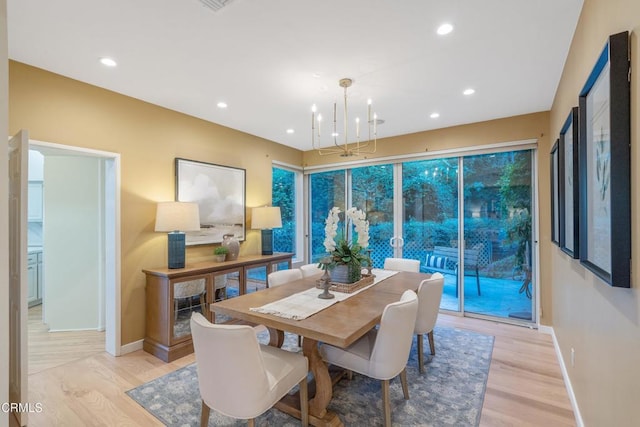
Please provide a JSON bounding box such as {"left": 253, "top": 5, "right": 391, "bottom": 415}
{"left": 28, "top": 305, "right": 105, "bottom": 375}
{"left": 26, "top": 313, "right": 576, "bottom": 426}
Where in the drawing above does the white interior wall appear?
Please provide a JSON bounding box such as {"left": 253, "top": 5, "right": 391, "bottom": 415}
{"left": 43, "top": 156, "right": 101, "bottom": 331}
{"left": 28, "top": 150, "right": 43, "bottom": 180}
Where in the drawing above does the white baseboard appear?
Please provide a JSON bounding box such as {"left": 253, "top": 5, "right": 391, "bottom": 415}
{"left": 545, "top": 326, "right": 584, "bottom": 427}
{"left": 47, "top": 327, "right": 101, "bottom": 332}
{"left": 538, "top": 324, "right": 553, "bottom": 334}
{"left": 120, "top": 339, "right": 143, "bottom": 355}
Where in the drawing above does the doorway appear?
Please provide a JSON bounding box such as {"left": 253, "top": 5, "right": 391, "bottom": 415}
{"left": 28, "top": 140, "right": 121, "bottom": 356}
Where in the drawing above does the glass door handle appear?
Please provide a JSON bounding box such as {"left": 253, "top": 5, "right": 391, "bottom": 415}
{"left": 389, "top": 236, "right": 405, "bottom": 248}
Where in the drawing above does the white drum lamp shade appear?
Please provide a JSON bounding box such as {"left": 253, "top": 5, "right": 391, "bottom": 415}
{"left": 251, "top": 206, "right": 282, "bottom": 255}
{"left": 155, "top": 202, "right": 201, "bottom": 269}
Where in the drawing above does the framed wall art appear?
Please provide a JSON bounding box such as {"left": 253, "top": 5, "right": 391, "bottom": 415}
{"left": 578, "top": 31, "right": 630, "bottom": 288}
{"left": 175, "top": 158, "right": 246, "bottom": 245}
{"left": 550, "top": 139, "right": 560, "bottom": 246}
{"left": 558, "top": 107, "right": 579, "bottom": 258}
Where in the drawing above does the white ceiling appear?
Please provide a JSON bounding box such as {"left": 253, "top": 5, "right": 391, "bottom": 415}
{"left": 7, "top": 0, "right": 583, "bottom": 151}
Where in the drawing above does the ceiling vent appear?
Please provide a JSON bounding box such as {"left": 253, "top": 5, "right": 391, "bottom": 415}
{"left": 198, "top": 0, "right": 235, "bottom": 12}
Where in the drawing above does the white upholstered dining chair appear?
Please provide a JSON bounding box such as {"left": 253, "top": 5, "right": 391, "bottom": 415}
{"left": 383, "top": 257, "right": 421, "bottom": 272}
{"left": 319, "top": 290, "right": 419, "bottom": 427}
{"left": 414, "top": 273, "right": 445, "bottom": 373}
{"left": 299, "top": 263, "right": 324, "bottom": 278}
{"left": 190, "top": 312, "right": 309, "bottom": 427}
{"left": 267, "top": 268, "right": 303, "bottom": 287}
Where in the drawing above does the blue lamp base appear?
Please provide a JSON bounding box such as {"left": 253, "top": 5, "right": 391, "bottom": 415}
{"left": 167, "top": 232, "right": 186, "bottom": 269}
{"left": 261, "top": 229, "right": 274, "bottom": 255}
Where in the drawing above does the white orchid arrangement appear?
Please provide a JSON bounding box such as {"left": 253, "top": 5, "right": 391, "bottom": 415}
{"left": 321, "top": 207, "right": 371, "bottom": 270}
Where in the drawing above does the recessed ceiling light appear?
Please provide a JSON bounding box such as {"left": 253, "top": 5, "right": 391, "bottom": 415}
{"left": 312, "top": 73, "right": 321, "bottom": 78}
{"left": 217, "top": 102, "right": 228, "bottom": 109}
{"left": 99, "top": 57, "right": 117, "bottom": 67}
{"left": 286, "top": 129, "right": 295, "bottom": 134}
{"left": 463, "top": 88, "right": 475, "bottom": 96}
{"left": 430, "top": 112, "right": 440, "bottom": 119}
{"left": 437, "top": 23, "right": 453, "bottom": 35}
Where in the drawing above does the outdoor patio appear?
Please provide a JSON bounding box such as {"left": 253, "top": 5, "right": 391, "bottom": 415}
{"left": 439, "top": 275, "right": 533, "bottom": 320}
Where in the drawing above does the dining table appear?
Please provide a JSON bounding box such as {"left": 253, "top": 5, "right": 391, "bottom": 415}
{"left": 210, "top": 269, "right": 431, "bottom": 427}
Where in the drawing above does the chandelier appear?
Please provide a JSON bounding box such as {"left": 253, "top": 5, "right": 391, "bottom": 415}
{"left": 311, "top": 78, "right": 378, "bottom": 157}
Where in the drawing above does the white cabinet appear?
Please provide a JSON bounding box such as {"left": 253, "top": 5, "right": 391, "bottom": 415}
{"left": 28, "top": 254, "right": 38, "bottom": 304}
{"left": 28, "top": 251, "right": 43, "bottom": 307}
{"left": 28, "top": 181, "right": 43, "bottom": 222}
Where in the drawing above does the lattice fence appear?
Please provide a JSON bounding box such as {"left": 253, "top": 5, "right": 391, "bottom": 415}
{"left": 307, "top": 220, "right": 521, "bottom": 272}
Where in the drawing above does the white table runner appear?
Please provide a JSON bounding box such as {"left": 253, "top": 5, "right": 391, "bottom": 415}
{"left": 249, "top": 269, "right": 398, "bottom": 320}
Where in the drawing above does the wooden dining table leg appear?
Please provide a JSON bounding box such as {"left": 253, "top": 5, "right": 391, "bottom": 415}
{"left": 273, "top": 335, "right": 342, "bottom": 426}
{"left": 302, "top": 337, "right": 332, "bottom": 419}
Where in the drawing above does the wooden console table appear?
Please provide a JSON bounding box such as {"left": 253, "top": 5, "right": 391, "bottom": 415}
{"left": 143, "top": 252, "right": 293, "bottom": 362}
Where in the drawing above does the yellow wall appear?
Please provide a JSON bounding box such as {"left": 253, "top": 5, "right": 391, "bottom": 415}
{"left": 549, "top": 0, "right": 639, "bottom": 424}
{"left": 8, "top": 61, "right": 302, "bottom": 345}
{"left": 304, "top": 112, "right": 553, "bottom": 324}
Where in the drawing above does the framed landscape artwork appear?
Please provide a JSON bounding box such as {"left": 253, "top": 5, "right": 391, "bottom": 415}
{"left": 558, "top": 107, "right": 579, "bottom": 258}
{"left": 175, "top": 158, "right": 246, "bottom": 245}
{"left": 578, "top": 31, "right": 630, "bottom": 288}
{"left": 550, "top": 139, "right": 560, "bottom": 246}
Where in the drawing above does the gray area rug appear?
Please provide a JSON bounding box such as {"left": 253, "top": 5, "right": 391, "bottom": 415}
{"left": 127, "top": 326, "right": 494, "bottom": 426}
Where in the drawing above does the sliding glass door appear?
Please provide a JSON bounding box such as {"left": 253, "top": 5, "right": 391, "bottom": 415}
{"left": 351, "top": 164, "right": 394, "bottom": 267}
{"left": 306, "top": 147, "right": 536, "bottom": 323}
{"left": 309, "top": 165, "right": 394, "bottom": 267}
{"left": 309, "top": 171, "right": 345, "bottom": 263}
{"left": 401, "top": 158, "right": 460, "bottom": 310}
{"left": 462, "top": 151, "right": 534, "bottom": 320}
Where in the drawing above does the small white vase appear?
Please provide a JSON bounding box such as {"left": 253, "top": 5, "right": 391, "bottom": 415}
{"left": 222, "top": 234, "right": 240, "bottom": 261}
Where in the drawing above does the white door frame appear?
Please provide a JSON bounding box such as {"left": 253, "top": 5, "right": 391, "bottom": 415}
{"left": 29, "top": 139, "right": 121, "bottom": 356}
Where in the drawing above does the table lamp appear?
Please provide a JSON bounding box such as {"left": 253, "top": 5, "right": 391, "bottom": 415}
{"left": 251, "top": 206, "right": 282, "bottom": 255}
{"left": 155, "top": 202, "right": 201, "bottom": 269}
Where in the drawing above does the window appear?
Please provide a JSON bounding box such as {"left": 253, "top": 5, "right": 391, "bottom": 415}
{"left": 272, "top": 166, "right": 302, "bottom": 260}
